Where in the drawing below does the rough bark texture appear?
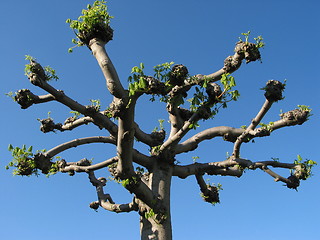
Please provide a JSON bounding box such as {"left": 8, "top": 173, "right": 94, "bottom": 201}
{"left": 140, "top": 161, "right": 173, "bottom": 240}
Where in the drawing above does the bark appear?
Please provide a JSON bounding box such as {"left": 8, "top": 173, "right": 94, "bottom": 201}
{"left": 89, "top": 38, "right": 126, "bottom": 99}
{"left": 28, "top": 76, "right": 117, "bottom": 134}
{"left": 140, "top": 161, "right": 173, "bottom": 240}
{"left": 232, "top": 98, "right": 273, "bottom": 157}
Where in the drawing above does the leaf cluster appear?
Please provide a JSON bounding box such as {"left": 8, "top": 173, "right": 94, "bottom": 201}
{"left": 128, "top": 63, "right": 147, "bottom": 96}
{"left": 144, "top": 208, "right": 155, "bottom": 219}
{"left": 220, "top": 73, "right": 239, "bottom": 101}
{"left": 153, "top": 62, "right": 175, "bottom": 82}
{"left": 239, "top": 31, "right": 265, "bottom": 48}
{"left": 66, "top": 0, "right": 113, "bottom": 52}
{"left": 259, "top": 121, "right": 274, "bottom": 132}
{"left": 6, "top": 145, "right": 37, "bottom": 176}
{"left": 293, "top": 155, "right": 317, "bottom": 180}
{"left": 89, "top": 99, "right": 101, "bottom": 111}
{"left": 297, "top": 105, "right": 313, "bottom": 120}
{"left": 153, "top": 119, "right": 165, "bottom": 132}
{"left": 24, "top": 55, "right": 59, "bottom": 81}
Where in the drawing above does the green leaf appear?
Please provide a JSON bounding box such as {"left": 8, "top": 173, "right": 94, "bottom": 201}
{"left": 8, "top": 144, "right": 13, "bottom": 151}
{"left": 27, "top": 146, "right": 33, "bottom": 153}
{"left": 297, "top": 155, "right": 303, "bottom": 162}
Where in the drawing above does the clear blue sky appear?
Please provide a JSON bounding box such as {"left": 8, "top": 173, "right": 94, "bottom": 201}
{"left": 1, "top": 0, "right": 319, "bottom": 239}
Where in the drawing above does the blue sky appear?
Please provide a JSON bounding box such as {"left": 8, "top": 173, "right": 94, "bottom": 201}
{"left": 1, "top": 0, "right": 319, "bottom": 239}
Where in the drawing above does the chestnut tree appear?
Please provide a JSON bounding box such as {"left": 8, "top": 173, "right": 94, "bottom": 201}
{"left": 6, "top": 1, "right": 316, "bottom": 240}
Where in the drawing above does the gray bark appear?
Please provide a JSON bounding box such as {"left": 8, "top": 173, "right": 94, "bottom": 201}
{"left": 140, "top": 161, "right": 173, "bottom": 240}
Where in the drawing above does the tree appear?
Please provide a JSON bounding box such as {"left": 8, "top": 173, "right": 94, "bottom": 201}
{"left": 4, "top": 1, "right": 318, "bottom": 240}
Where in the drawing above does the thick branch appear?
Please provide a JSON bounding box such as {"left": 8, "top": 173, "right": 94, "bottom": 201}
{"left": 173, "top": 157, "right": 297, "bottom": 180}
{"left": 134, "top": 123, "right": 166, "bottom": 147}
{"left": 173, "top": 162, "right": 243, "bottom": 179}
{"left": 179, "top": 41, "right": 261, "bottom": 92}
{"left": 28, "top": 74, "right": 118, "bottom": 135}
{"left": 89, "top": 38, "right": 126, "bottom": 99}
{"left": 232, "top": 98, "right": 273, "bottom": 157}
{"left": 116, "top": 98, "right": 137, "bottom": 178}
{"left": 160, "top": 112, "right": 199, "bottom": 153}
{"left": 176, "top": 126, "right": 244, "bottom": 154}
{"left": 60, "top": 116, "right": 94, "bottom": 131}
{"left": 45, "top": 136, "right": 116, "bottom": 158}
{"left": 59, "top": 157, "right": 118, "bottom": 173}
{"left": 177, "top": 107, "right": 310, "bottom": 155}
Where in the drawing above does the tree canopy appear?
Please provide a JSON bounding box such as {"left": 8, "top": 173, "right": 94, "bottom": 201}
{"left": 1, "top": 0, "right": 318, "bottom": 240}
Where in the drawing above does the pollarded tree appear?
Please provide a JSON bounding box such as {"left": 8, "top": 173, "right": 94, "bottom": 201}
{"left": 7, "top": 1, "right": 316, "bottom": 240}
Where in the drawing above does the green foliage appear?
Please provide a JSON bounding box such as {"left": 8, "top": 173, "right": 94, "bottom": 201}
{"left": 220, "top": 73, "right": 236, "bottom": 94}
{"left": 89, "top": 99, "right": 101, "bottom": 111}
{"left": 5, "top": 91, "right": 15, "bottom": 101}
{"left": 188, "top": 86, "right": 207, "bottom": 111}
{"left": 188, "top": 121, "right": 200, "bottom": 130}
{"left": 66, "top": 0, "right": 113, "bottom": 52}
{"left": 254, "top": 35, "right": 265, "bottom": 48}
{"left": 297, "top": 105, "right": 311, "bottom": 111}
{"left": 297, "top": 105, "right": 313, "bottom": 120}
{"left": 215, "top": 183, "right": 223, "bottom": 191}
{"left": 121, "top": 178, "right": 130, "bottom": 188}
{"left": 46, "top": 162, "right": 59, "bottom": 177}
{"left": 24, "top": 55, "right": 59, "bottom": 81}
{"left": 121, "top": 176, "right": 139, "bottom": 188}
{"left": 128, "top": 63, "right": 147, "bottom": 96}
{"left": 25, "top": 55, "right": 35, "bottom": 61}
{"left": 239, "top": 31, "right": 251, "bottom": 43}
{"left": 150, "top": 145, "right": 161, "bottom": 155}
{"left": 153, "top": 61, "right": 175, "bottom": 83}
{"left": 186, "top": 77, "right": 225, "bottom": 119}
{"left": 153, "top": 119, "right": 165, "bottom": 132}
{"left": 144, "top": 208, "right": 155, "bottom": 219}
{"left": 271, "top": 157, "right": 280, "bottom": 162}
{"left": 259, "top": 121, "right": 274, "bottom": 131}
{"left": 293, "top": 155, "right": 317, "bottom": 180}
{"left": 239, "top": 31, "right": 265, "bottom": 48}
{"left": 192, "top": 156, "right": 199, "bottom": 163}
{"left": 70, "top": 110, "right": 81, "bottom": 119}
{"left": 219, "top": 73, "right": 240, "bottom": 106}
{"left": 200, "top": 183, "right": 223, "bottom": 206}
{"left": 43, "top": 66, "right": 59, "bottom": 81}
{"left": 6, "top": 144, "right": 37, "bottom": 176}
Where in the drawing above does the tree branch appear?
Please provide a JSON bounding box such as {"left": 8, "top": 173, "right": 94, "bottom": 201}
{"left": 88, "top": 171, "right": 139, "bottom": 213}
{"left": 28, "top": 73, "right": 118, "bottom": 135}
{"left": 15, "top": 89, "right": 55, "bottom": 109}
{"left": 173, "top": 162, "right": 243, "bottom": 179}
{"left": 232, "top": 80, "right": 285, "bottom": 158}
{"left": 176, "top": 126, "right": 244, "bottom": 154}
{"left": 60, "top": 116, "right": 94, "bottom": 131}
{"left": 45, "top": 136, "right": 116, "bottom": 158}
{"left": 59, "top": 156, "right": 118, "bottom": 173}
{"left": 89, "top": 38, "right": 126, "bottom": 99}
{"left": 179, "top": 40, "right": 261, "bottom": 92}
{"left": 195, "top": 174, "right": 220, "bottom": 204}
{"left": 160, "top": 111, "right": 200, "bottom": 153}
{"left": 134, "top": 123, "right": 166, "bottom": 147}
{"left": 116, "top": 97, "right": 137, "bottom": 178}
{"left": 232, "top": 98, "right": 273, "bottom": 157}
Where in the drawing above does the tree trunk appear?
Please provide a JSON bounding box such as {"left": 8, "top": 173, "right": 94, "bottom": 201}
{"left": 140, "top": 161, "right": 173, "bottom": 240}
